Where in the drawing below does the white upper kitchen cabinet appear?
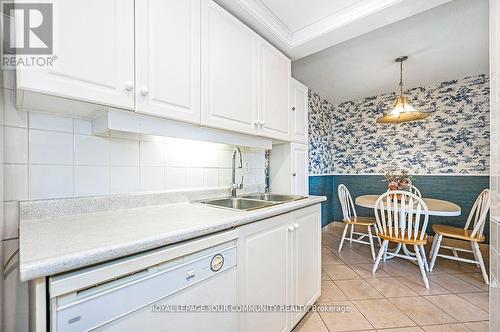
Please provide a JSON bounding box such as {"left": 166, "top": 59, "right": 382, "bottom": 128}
{"left": 16, "top": 0, "right": 135, "bottom": 110}
{"left": 270, "top": 143, "right": 309, "bottom": 196}
{"left": 258, "top": 41, "right": 291, "bottom": 141}
{"left": 135, "top": 0, "right": 201, "bottom": 124}
{"left": 201, "top": 0, "right": 259, "bottom": 135}
{"left": 290, "top": 78, "right": 309, "bottom": 143}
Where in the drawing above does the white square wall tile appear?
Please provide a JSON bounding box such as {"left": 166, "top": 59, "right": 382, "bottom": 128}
{"left": 140, "top": 167, "right": 165, "bottom": 191}
{"left": 4, "top": 164, "right": 28, "bottom": 201}
{"left": 164, "top": 167, "right": 187, "bottom": 190}
{"left": 140, "top": 141, "right": 164, "bottom": 167}
{"left": 29, "top": 165, "right": 73, "bottom": 199}
{"left": 164, "top": 144, "right": 188, "bottom": 167}
{"left": 3, "top": 201, "right": 20, "bottom": 239}
{"left": 74, "top": 166, "right": 110, "bottom": 197}
{"left": 203, "top": 169, "right": 219, "bottom": 188}
{"left": 187, "top": 168, "right": 203, "bottom": 189}
{"left": 203, "top": 149, "right": 219, "bottom": 168}
{"left": 4, "top": 126, "right": 28, "bottom": 163}
{"left": 218, "top": 149, "right": 233, "bottom": 168}
{"left": 29, "top": 112, "right": 73, "bottom": 133}
{"left": 110, "top": 138, "right": 139, "bottom": 166}
{"left": 110, "top": 167, "right": 139, "bottom": 194}
{"left": 74, "top": 135, "right": 109, "bottom": 166}
{"left": 3, "top": 89, "right": 27, "bottom": 128}
{"left": 29, "top": 130, "right": 73, "bottom": 165}
{"left": 219, "top": 169, "right": 232, "bottom": 187}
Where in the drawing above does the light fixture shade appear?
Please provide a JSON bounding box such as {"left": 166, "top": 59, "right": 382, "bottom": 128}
{"left": 376, "top": 96, "right": 430, "bottom": 124}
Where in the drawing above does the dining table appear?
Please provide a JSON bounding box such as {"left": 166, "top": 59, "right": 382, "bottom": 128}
{"left": 354, "top": 194, "right": 461, "bottom": 260}
{"left": 355, "top": 194, "right": 461, "bottom": 217}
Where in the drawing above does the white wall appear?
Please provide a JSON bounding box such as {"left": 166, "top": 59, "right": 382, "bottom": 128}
{"left": 490, "top": 0, "right": 500, "bottom": 328}
{"left": 0, "top": 73, "right": 266, "bottom": 332}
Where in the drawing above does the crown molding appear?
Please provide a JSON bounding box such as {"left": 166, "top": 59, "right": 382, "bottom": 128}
{"left": 291, "top": 0, "right": 402, "bottom": 47}
{"left": 238, "top": 0, "right": 293, "bottom": 45}
{"left": 238, "top": 0, "right": 403, "bottom": 48}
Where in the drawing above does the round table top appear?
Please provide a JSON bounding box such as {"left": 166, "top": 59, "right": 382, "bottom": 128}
{"left": 355, "top": 195, "right": 461, "bottom": 217}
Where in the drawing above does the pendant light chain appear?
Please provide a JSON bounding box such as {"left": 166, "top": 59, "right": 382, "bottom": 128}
{"left": 399, "top": 60, "right": 404, "bottom": 96}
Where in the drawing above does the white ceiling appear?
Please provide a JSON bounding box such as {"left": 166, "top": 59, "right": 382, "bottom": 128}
{"left": 291, "top": 0, "right": 489, "bottom": 104}
{"left": 215, "top": 0, "right": 452, "bottom": 59}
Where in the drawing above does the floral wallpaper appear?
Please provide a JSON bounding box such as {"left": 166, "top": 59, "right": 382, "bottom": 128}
{"left": 309, "top": 74, "right": 490, "bottom": 175}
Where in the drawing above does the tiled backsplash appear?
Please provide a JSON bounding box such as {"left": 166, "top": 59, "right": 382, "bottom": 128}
{"left": 2, "top": 88, "right": 266, "bottom": 238}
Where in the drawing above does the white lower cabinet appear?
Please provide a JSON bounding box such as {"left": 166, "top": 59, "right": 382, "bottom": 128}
{"left": 238, "top": 204, "right": 321, "bottom": 332}
{"left": 290, "top": 205, "right": 321, "bottom": 327}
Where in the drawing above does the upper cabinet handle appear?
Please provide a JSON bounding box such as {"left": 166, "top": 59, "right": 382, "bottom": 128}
{"left": 140, "top": 88, "right": 149, "bottom": 97}
{"left": 124, "top": 82, "right": 133, "bottom": 92}
{"left": 292, "top": 106, "right": 296, "bottom": 111}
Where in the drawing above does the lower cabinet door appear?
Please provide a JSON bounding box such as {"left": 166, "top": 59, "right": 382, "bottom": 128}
{"left": 291, "top": 205, "right": 321, "bottom": 327}
{"left": 238, "top": 213, "right": 291, "bottom": 332}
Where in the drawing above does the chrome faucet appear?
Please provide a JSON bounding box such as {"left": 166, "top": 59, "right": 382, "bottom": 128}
{"left": 231, "top": 146, "right": 244, "bottom": 198}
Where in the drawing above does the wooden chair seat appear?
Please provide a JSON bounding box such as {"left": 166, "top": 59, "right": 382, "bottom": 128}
{"left": 432, "top": 224, "right": 486, "bottom": 242}
{"left": 378, "top": 228, "right": 428, "bottom": 245}
{"left": 343, "top": 216, "right": 376, "bottom": 226}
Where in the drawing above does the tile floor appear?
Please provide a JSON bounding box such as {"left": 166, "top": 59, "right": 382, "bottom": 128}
{"left": 293, "top": 223, "right": 490, "bottom": 332}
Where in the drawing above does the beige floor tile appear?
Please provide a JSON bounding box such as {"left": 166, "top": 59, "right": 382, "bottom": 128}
{"left": 463, "top": 321, "right": 489, "bottom": 332}
{"left": 421, "top": 323, "right": 469, "bottom": 331}
{"left": 321, "top": 269, "right": 331, "bottom": 281}
{"left": 350, "top": 263, "right": 391, "bottom": 279}
{"left": 322, "top": 251, "right": 345, "bottom": 266}
{"left": 319, "top": 301, "right": 374, "bottom": 331}
{"left": 335, "top": 279, "right": 384, "bottom": 300}
{"left": 292, "top": 312, "right": 329, "bottom": 332}
{"left": 376, "top": 327, "right": 424, "bottom": 332}
{"left": 324, "top": 264, "right": 362, "bottom": 280}
{"left": 398, "top": 276, "right": 450, "bottom": 296}
{"left": 456, "top": 292, "right": 489, "bottom": 312}
{"left": 378, "top": 260, "right": 421, "bottom": 277}
{"left": 424, "top": 294, "right": 489, "bottom": 322}
{"left": 317, "top": 280, "right": 348, "bottom": 303}
{"left": 337, "top": 248, "right": 374, "bottom": 264}
{"left": 388, "top": 297, "right": 455, "bottom": 326}
{"left": 352, "top": 299, "right": 416, "bottom": 329}
{"left": 367, "top": 278, "right": 419, "bottom": 298}
{"left": 429, "top": 275, "right": 482, "bottom": 293}
{"left": 429, "top": 259, "right": 476, "bottom": 275}
{"left": 453, "top": 273, "right": 489, "bottom": 291}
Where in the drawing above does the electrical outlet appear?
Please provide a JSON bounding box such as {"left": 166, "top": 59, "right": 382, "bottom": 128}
{"left": 243, "top": 161, "right": 250, "bottom": 174}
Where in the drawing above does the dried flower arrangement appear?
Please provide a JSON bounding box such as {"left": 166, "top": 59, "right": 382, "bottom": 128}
{"left": 383, "top": 168, "right": 413, "bottom": 191}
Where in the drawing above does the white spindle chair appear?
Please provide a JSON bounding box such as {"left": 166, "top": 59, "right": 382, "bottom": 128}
{"left": 387, "top": 185, "right": 421, "bottom": 197}
{"left": 372, "top": 190, "right": 430, "bottom": 288}
{"left": 429, "top": 189, "right": 490, "bottom": 284}
{"left": 338, "top": 184, "right": 380, "bottom": 260}
{"left": 408, "top": 185, "right": 422, "bottom": 198}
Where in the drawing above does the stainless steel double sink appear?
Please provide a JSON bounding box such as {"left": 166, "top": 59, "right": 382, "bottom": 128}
{"left": 194, "top": 193, "right": 307, "bottom": 211}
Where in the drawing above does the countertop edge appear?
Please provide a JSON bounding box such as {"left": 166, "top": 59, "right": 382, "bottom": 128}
{"left": 20, "top": 196, "right": 326, "bottom": 281}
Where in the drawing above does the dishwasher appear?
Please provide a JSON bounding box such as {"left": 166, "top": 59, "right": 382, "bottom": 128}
{"left": 48, "top": 231, "right": 238, "bottom": 332}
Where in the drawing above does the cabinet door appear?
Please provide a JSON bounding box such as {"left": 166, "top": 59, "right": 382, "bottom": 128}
{"left": 258, "top": 41, "right": 291, "bottom": 140}
{"left": 16, "top": 0, "right": 135, "bottom": 110}
{"left": 135, "top": 0, "right": 201, "bottom": 124}
{"left": 201, "top": 1, "right": 258, "bottom": 135}
{"left": 238, "top": 214, "right": 291, "bottom": 332}
{"left": 291, "top": 205, "right": 321, "bottom": 327}
{"left": 291, "top": 143, "right": 309, "bottom": 196}
{"left": 291, "top": 78, "right": 309, "bottom": 143}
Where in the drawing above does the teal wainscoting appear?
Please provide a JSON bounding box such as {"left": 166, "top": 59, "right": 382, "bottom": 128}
{"left": 309, "top": 175, "right": 490, "bottom": 241}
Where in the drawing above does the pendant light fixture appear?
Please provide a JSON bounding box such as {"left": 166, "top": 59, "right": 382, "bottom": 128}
{"left": 376, "top": 56, "right": 430, "bottom": 124}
